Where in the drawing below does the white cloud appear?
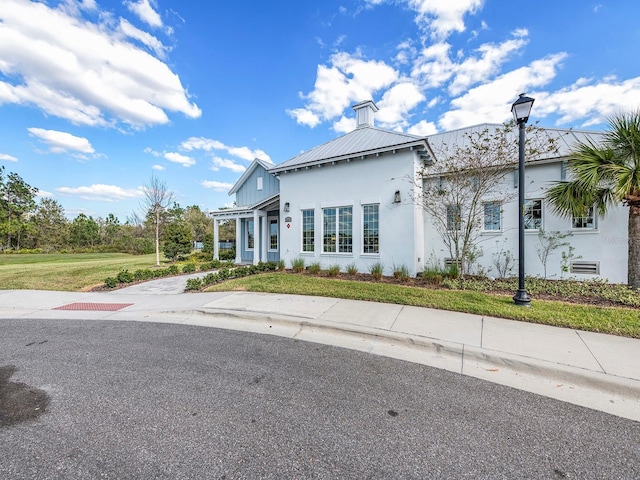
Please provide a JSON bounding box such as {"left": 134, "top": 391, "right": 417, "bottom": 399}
{"left": 406, "top": 0, "right": 484, "bottom": 40}
{"left": 118, "top": 18, "right": 167, "bottom": 58}
{"left": 438, "top": 53, "right": 567, "bottom": 130}
{"left": 0, "top": 0, "right": 200, "bottom": 128}
{"left": 36, "top": 190, "right": 55, "bottom": 198}
{"left": 180, "top": 137, "right": 272, "bottom": 162}
{"left": 164, "top": 151, "right": 195, "bottom": 167}
{"left": 535, "top": 76, "right": 640, "bottom": 127}
{"left": 56, "top": 184, "right": 144, "bottom": 202}
{"left": 201, "top": 180, "right": 234, "bottom": 192}
{"left": 408, "top": 120, "right": 438, "bottom": 136}
{"left": 376, "top": 82, "right": 426, "bottom": 128}
{"left": 28, "top": 128, "right": 95, "bottom": 154}
{"left": 211, "top": 157, "right": 247, "bottom": 173}
{"left": 124, "top": 0, "right": 162, "bottom": 28}
{"left": 287, "top": 51, "right": 398, "bottom": 127}
{"left": 152, "top": 164, "right": 165, "bottom": 170}
{"left": 0, "top": 153, "right": 18, "bottom": 162}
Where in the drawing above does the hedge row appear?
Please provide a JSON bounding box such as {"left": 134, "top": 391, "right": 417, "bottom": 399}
{"left": 103, "top": 259, "right": 234, "bottom": 289}
{"left": 185, "top": 261, "right": 279, "bottom": 291}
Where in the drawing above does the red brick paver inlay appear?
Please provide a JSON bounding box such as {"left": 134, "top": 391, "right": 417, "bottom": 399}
{"left": 53, "top": 302, "right": 133, "bottom": 311}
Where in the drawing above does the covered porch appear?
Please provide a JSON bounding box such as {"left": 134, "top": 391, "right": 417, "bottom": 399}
{"left": 210, "top": 194, "right": 280, "bottom": 265}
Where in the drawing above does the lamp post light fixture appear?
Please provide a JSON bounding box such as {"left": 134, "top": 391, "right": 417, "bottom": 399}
{"left": 512, "top": 93, "right": 534, "bottom": 307}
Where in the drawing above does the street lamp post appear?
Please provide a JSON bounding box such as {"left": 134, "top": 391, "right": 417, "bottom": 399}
{"left": 512, "top": 93, "right": 534, "bottom": 307}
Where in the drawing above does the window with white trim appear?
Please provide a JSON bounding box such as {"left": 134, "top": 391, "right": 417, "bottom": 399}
{"left": 572, "top": 206, "right": 596, "bottom": 229}
{"left": 323, "top": 206, "right": 353, "bottom": 253}
{"left": 446, "top": 204, "right": 461, "bottom": 231}
{"left": 246, "top": 219, "right": 254, "bottom": 250}
{"left": 362, "top": 204, "right": 379, "bottom": 254}
{"left": 483, "top": 202, "right": 501, "bottom": 231}
{"left": 257, "top": 176, "right": 263, "bottom": 190}
{"left": 269, "top": 218, "right": 278, "bottom": 250}
{"left": 524, "top": 199, "right": 543, "bottom": 230}
{"left": 302, "top": 209, "right": 314, "bottom": 252}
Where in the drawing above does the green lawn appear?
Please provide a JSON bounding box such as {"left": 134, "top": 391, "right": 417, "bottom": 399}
{"left": 0, "top": 253, "right": 167, "bottom": 291}
{"left": 204, "top": 272, "right": 640, "bottom": 338}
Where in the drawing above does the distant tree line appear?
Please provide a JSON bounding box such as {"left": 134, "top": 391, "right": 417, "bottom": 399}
{"left": 0, "top": 167, "right": 215, "bottom": 259}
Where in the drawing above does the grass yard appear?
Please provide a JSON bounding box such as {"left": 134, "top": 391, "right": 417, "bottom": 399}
{"left": 204, "top": 272, "right": 640, "bottom": 338}
{"left": 0, "top": 253, "right": 167, "bottom": 291}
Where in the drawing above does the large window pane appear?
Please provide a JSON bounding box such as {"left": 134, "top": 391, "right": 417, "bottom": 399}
{"left": 446, "top": 204, "right": 461, "bottom": 231}
{"left": 323, "top": 208, "right": 337, "bottom": 252}
{"left": 269, "top": 218, "right": 278, "bottom": 250}
{"left": 524, "top": 199, "right": 543, "bottom": 230}
{"left": 483, "top": 202, "right": 501, "bottom": 231}
{"left": 363, "top": 204, "right": 379, "bottom": 254}
{"left": 572, "top": 206, "right": 595, "bottom": 229}
{"left": 302, "top": 210, "right": 314, "bottom": 252}
{"left": 338, "top": 207, "right": 353, "bottom": 253}
{"left": 246, "top": 219, "right": 254, "bottom": 249}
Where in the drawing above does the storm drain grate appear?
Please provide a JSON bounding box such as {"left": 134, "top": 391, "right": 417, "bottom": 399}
{"left": 53, "top": 302, "right": 133, "bottom": 311}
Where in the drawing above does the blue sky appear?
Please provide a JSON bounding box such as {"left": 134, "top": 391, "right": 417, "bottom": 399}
{"left": 1, "top": 0, "right": 639, "bottom": 221}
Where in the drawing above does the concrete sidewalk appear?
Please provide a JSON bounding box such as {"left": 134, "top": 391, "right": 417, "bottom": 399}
{"left": 0, "top": 283, "right": 639, "bottom": 422}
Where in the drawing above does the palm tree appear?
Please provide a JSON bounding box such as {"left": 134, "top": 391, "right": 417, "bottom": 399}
{"left": 547, "top": 110, "right": 640, "bottom": 288}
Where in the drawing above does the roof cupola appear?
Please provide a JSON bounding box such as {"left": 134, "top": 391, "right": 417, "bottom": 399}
{"left": 352, "top": 100, "right": 379, "bottom": 128}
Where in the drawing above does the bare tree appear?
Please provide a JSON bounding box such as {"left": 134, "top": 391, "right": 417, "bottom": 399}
{"left": 142, "top": 174, "right": 175, "bottom": 266}
{"left": 418, "top": 122, "right": 559, "bottom": 275}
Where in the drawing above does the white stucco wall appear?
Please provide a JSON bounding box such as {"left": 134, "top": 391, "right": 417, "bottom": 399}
{"left": 278, "top": 150, "right": 423, "bottom": 276}
{"left": 423, "top": 160, "right": 629, "bottom": 284}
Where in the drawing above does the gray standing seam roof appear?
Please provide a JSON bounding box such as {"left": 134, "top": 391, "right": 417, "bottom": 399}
{"left": 426, "top": 123, "right": 606, "bottom": 161}
{"left": 271, "top": 126, "right": 427, "bottom": 172}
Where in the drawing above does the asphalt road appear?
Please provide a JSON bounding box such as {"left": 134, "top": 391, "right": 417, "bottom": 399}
{"left": 1, "top": 317, "right": 639, "bottom": 479}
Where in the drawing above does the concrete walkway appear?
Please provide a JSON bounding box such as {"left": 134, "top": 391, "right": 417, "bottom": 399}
{"left": 1, "top": 275, "right": 639, "bottom": 422}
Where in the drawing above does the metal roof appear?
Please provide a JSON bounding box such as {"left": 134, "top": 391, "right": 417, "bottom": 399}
{"left": 270, "top": 126, "right": 429, "bottom": 172}
{"left": 426, "top": 123, "right": 606, "bottom": 163}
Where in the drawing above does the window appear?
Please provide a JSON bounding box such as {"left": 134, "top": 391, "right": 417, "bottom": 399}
{"left": 323, "top": 206, "right": 353, "bottom": 253}
{"left": 572, "top": 207, "right": 595, "bottom": 229}
{"left": 302, "top": 209, "right": 314, "bottom": 252}
{"left": 524, "top": 199, "right": 543, "bottom": 230}
{"left": 269, "top": 218, "right": 278, "bottom": 250}
{"left": 257, "top": 176, "right": 263, "bottom": 190}
{"left": 483, "top": 202, "right": 501, "bottom": 231}
{"left": 246, "top": 219, "right": 254, "bottom": 250}
{"left": 446, "top": 204, "right": 461, "bottom": 231}
{"left": 362, "top": 204, "right": 379, "bottom": 254}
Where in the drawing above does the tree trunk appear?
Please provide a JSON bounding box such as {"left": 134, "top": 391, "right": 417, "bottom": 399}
{"left": 628, "top": 204, "right": 640, "bottom": 289}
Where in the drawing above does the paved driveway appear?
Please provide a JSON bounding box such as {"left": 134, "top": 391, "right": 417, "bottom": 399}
{"left": 2, "top": 317, "right": 638, "bottom": 479}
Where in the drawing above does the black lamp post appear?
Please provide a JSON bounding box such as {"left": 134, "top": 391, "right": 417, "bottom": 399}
{"left": 512, "top": 93, "right": 534, "bottom": 307}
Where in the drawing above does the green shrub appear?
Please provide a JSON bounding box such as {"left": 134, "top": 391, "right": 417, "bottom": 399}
{"left": 133, "top": 269, "right": 153, "bottom": 281}
{"left": 185, "top": 278, "right": 203, "bottom": 291}
{"left": 308, "top": 262, "right": 321, "bottom": 274}
{"left": 167, "top": 265, "right": 179, "bottom": 275}
{"left": 104, "top": 277, "right": 117, "bottom": 288}
{"left": 219, "top": 248, "right": 236, "bottom": 261}
{"left": 203, "top": 272, "right": 220, "bottom": 285}
{"left": 369, "top": 262, "right": 384, "bottom": 281}
{"left": 292, "top": 257, "right": 305, "bottom": 273}
{"left": 277, "top": 259, "right": 286, "bottom": 271}
{"left": 182, "top": 263, "right": 196, "bottom": 273}
{"left": 116, "top": 269, "right": 134, "bottom": 283}
{"left": 346, "top": 262, "right": 358, "bottom": 275}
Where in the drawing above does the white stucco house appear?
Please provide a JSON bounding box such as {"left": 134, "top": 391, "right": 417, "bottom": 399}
{"left": 211, "top": 100, "right": 629, "bottom": 284}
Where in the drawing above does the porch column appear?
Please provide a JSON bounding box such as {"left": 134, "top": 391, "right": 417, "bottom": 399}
{"left": 213, "top": 218, "right": 219, "bottom": 260}
{"left": 235, "top": 217, "right": 242, "bottom": 264}
{"left": 253, "top": 210, "right": 260, "bottom": 265}
{"left": 261, "top": 215, "right": 268, "bottom": 262}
